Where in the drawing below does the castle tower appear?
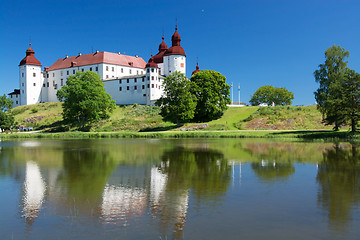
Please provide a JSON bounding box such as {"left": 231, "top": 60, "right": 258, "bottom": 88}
{"left": 19, "top": 43, "right": 44, "bottom": 105}
{"left": 151, "top": 36, "right": 168, "bottom": 75}
{"left": 191, "top": 62, "right": 201, "bottom": 76}
{"left": 145, "top": 57, "right": 161, "bottom": 105}
{"left": 163, "top": 26, "right": 186, "bottom": 76}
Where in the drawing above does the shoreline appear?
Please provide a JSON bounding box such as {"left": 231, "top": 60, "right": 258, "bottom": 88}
{"left": 1, "top": 130, "right": 359, "bottom": 142}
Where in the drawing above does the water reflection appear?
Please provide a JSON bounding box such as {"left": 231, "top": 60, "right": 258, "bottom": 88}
{"left": 317, "top": 144, "right": 360, "bottom": 233}
{"left": 22, "top": 161, "right": 46, "bottom": 225}
{"left": 0, "top": 139, "right": 359, "bottom": 239}
{"left": 251, "top": 161, "right": 295, "bottom": 182}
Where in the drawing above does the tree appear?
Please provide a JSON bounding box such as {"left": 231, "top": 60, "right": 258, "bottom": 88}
{"left": 249, "top": 85, "right": 294, "bottom": 106}
{"left": 56, "top": 71, "right": 116, "bottom": 129}
{"left": 314, "top": 45, "right": 360, "bottom": 132}
{"left": 0, "top": 95, "right": 14, "bottom": 130}
{"left": 314, "top": 45, "right": 349, "bottom": 130}
{"left": 156, "top": 72, "right": 197, "bottom": 126}
{"left": 190, "top": 70, "right": 230, "bottom": 121}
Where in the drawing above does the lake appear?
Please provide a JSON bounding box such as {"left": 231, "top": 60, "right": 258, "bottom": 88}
{"left": 0, "top": 138, "right": 359, "bottom": 240}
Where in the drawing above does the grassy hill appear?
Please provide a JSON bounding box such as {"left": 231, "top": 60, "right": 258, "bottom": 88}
{"left": 9, "top": 103, "right": 334, "bottom": 132}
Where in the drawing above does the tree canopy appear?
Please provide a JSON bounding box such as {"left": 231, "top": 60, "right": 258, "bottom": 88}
{"left": 156, "top": 72, "right": 196, "bottom": 125}
{"left": 56, "top": 71, "right": 116, "bottom": 129}
{"left": 190, "top": 70, "right": 230, "bottom": 121}
{"left": 249, "top": 85, "right": 294, "bottom": 106}
{"left": 314, "top": 45, "right": 360, "bottom": 132}
{"left": 0, "top": 94, "right": 14, "bottom": 130}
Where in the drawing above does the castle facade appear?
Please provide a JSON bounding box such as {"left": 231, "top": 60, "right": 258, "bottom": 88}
{"left": 9, "top": 26, "right": 188, "bottom": 107}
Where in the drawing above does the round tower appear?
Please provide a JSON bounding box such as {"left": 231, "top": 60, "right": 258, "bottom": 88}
{"left": 191, "top": 62, "right": 201, "bottom": 76}
{"left": 163, "top": 26, "right": 186, "bottom": 76}
{"left": 19, "top": 43, "right": 43, "bottom": 105}
{"left": 145, "top": 57, "right": 161, "bottom": 105}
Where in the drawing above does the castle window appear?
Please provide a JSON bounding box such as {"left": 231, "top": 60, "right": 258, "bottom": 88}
{"left": 67, "top": 71, "right": 69, "bottom": 75}
{"left": 127, "top": 79, "right": 129, "bottom": 83}
{"left": 142, "top": 85, "right": 144, "bottom": 89}
{"left": 33, "top": 73, "right": 36, "bottom": 77}
{"left": 119, "top": 80, "right": 121, "bottom": 84}
{"left": 22, "top": 90, "right": 24, "bottom": 94}
{"left": 137, "top": 70, "right": 139, "bottom": 75}
{"left": 127, "top": 86, "right": 129, "bottom": 90}
{"left": 53, "top": 73, "right": 55, "bottom": 77}
{"left": 47, "top": 82, "right": 49, "bottom": 87}
{"left": 112, "top": 67, "right": 114, "bottom": 72}
{"left": 82, "top": 68, "right": 84, "bottom": 72}
{"left": 119, "top": 87, "right": 122, "bottom": 91}
{"left": 143, "top": 94, "right": 146, "bottom": 97}
{"left": 90, "top": 67, "right": 92, "bottom": 71}
{"left": 142, "top": 77, "right": 145, "bottom": 82}
{"left": 55, "top": 84, "right": 58, "bottom": 90}
{"left": 43, "top": 84, "right": 45, "bottom": 87}
{"left": 181, "top": 63, "right": 184, "bottom": 68}
{"left": 134, "top": 86, "right": 137, "bottom": 90}
{"left": 33, "top": 83, "right": 36, "bottom": 86}
{"left": 151, "top": 84, "right": 154, "bottom": 88}
{"left": 16, "top": 101, "right": 18, "bottom": 104}
{"left": 22, "top": 83, "right": 24, "bottom": 87}
{"left": 61, "top": 71, "right": 63, "bottom": 76}
{"left": 151, "top": 76, "right": 154, "bottom": 80}
{"left": 141, "top": 71, "right": 143, "bottom": 74}
{"left": 134, "top": 79, "right": 137, "bottom": 83}
{"left": 73, "top": 70, "right": 75, "bottom": 74}
{"left": 156, "top": 84, "right": 157, "bottom": 88}
{"left": 22, "top": 73, "right": 24, "bottom": 77}
{"left": 96, "top": 66, "right": 98, "bottom": 71}
{"left": 10, "top": 95, "right": 12, "bottom": 98}
{"left": 61, "top": 79, "right": 63, "bottom": 86}
{"left": 147, "top": 84, "right": 149, "bottom": 88}
{"left": 159, "top": 69, "right": 161, "bottom": 74}
{"left": 147, "top": 69, "right": 149, "bottom": 73}
{"left": 47, "top": 73, "right": 49, "bottom": 78}
{"left": 121, "top": 68, "right": 123, "bottom": 73}
{"left": 106, "top": 75, "right": 109, "bottom": 79}
{"left": 129, "top": 69, "right": 132, "bottom": 74}
{"left": 16, "top": 95, "right": 18, "bottom": 98}
{"left": 147, "top": 76, "right": 149, "bottom": 81}
{"left": 53, "top": 81, "right": 55, "bottom": 86}
{"left": 151, "top": 69, "right": 154, "bottom": 73}
{"left": 106, "top": 66, "right": 109, "bottom": 71}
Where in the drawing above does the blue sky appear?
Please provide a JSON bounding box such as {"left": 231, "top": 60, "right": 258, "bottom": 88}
{"left": 0, "top": 0, "right": 359, "bottom": 105}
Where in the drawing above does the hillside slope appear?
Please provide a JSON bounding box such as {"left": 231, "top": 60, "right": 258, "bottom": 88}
{"left": 9, "top": 103, "right": 332, "bottom": 132}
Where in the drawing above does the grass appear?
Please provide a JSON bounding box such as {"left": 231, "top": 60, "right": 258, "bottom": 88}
{"left": 5, "top": 102, "right": 359, "bottom": 141}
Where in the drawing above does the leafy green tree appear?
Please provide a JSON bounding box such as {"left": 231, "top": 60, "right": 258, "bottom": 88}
{"left": 314, "top": 45, "right": 350, "bottom": 130}
{"left": 156, "top": 71, "right": 197, "bottom": 126}
{"left": 56, "top": 71, "right": 116, "bottom": 129}
{"left": 0, "top": 94, "right": 14, "bottom": 130}
{"left": 190, "top": 70, "right": 230, "bottom": 121}
{"left": 249, "top": 85, "right": 294, "bottom": 106}
{"left": 339, "top": 69, "right": 360, "bottom": 132}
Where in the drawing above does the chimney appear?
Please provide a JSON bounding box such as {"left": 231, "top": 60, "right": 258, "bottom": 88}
{"left": 78, "top": 53, "right": 82, "bottom": 56}
{"left": 65, "top": 55, "right": 68, "bottom": 59}
{"left": 135, "top": 55, "right": 138, "bottom": 58}
{"left": 118, "top": 52, "right": 121, "bottom": 55}
{"left": 96, "top": 50, "right": 99, "bottom": 53}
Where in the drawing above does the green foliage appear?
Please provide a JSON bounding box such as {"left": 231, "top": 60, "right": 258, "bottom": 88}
{"left": 190, "top": 70, "right": 231, "bottom": 121}
{"left": 314, "top": 45, "right": 360, "bottom": 132}
{"left": 249, "top": 85, "right": 294, "bottom": 106}
{"left": 156, "top": 72, "right": 197, "bottom": 125}
{"left": 56, "top": 71, "right": 116, "bottom": 130}
{"left": 0, "top": 94, "right": 14, "bottom": 130}
{"left": 0, "top": 94, "right": 13, "bottom": 112}
{"left": 31, "top": 108, "right": 39, "bottom": 113}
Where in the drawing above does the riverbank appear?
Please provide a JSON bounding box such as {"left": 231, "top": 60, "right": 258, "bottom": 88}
{"left": 1, "top": 130, "right": 359, "bottom": 142}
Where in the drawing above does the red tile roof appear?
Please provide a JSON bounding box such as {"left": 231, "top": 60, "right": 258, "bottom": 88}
{"left": 19, "top": 44, "right": 42, "bottom": 66}
{"left": 47, "top": 51, "right": 146, "bottom": 71}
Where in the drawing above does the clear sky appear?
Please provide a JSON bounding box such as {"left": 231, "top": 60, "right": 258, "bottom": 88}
{"left": 0, "top": 0, "right": 359, "bottom": 105}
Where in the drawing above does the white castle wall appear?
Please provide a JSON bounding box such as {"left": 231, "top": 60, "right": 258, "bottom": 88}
{"left": 163, "top": 55, "right": 186, "bottom": 76}
{"left": 19, "top": 65, "right": 43, "bottom": 105}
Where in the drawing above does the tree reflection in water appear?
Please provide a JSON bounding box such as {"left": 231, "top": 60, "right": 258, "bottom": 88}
{"left": 152, "top": 146, "right": 231, "bottom": 240}
{"left": 251, "top": 161, "right": 295, "bottom": 182}
{"left": 317, "top": 144, "right": 360, "bottom": 232}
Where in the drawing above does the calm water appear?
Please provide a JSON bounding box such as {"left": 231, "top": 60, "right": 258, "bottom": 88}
{"left": 0, "top": 138, "right": 359, "bottom": 240}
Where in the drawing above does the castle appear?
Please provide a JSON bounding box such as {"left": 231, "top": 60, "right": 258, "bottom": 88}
{"left": 9, "top": 26, "right": 199, "bottom": 107}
